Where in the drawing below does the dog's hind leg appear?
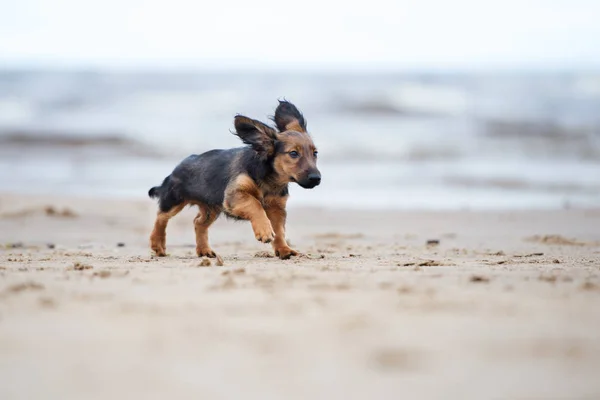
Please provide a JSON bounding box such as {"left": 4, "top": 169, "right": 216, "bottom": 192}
{"left": 150, "top": 202, "right": 186, "bottom": 256}
{"left": 194, "top": 204, "right": 221, "bottom": 258}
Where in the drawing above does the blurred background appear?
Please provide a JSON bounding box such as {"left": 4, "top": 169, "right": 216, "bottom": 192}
{"left": 1, "top": 0, "right": 599, "bottom": 210}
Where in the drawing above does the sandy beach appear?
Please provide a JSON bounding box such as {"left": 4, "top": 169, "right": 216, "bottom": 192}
{"left": 1, "top": 193, "right": 599, "bottom": 399}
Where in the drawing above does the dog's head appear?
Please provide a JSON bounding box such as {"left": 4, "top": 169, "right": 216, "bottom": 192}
{"left": 233, "top": 101, "right": 320, "bottom": 189}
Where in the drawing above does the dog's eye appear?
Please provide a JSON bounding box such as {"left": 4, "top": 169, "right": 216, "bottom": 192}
{"left": 313, "top": 151, "right": 318, "bottom": 157}
{"left": 289, "top": 151, "right": 299, "bottom": 159}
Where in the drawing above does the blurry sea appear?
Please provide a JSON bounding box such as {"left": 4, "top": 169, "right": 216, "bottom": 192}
{"left": 0, "top": 70, "right": 599, "bottom": 210}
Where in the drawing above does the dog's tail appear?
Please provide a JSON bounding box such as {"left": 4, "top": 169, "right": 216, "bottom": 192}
{"left": 148, "top": 186, "right": 161, "bottom": 198}
{"left": 148, "top": 175, "right": 171, "bottom": 199}
{"left": 148, "top": 175, "right": 184, "bottom": 212}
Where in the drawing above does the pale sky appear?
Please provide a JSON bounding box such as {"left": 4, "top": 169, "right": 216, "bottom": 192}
{"left": 1, "top": 0, "right": 599, "bottom": 70}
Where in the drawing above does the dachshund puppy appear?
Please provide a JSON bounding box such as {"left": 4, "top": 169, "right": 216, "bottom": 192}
{"left": 148, "top": 100, "right": 320, "bottom": 260}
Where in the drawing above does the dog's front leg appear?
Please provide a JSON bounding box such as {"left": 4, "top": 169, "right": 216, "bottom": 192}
{"left": 225, "top": 192, "right": 274, "bottom": 243}
{"left": 264, "top": 195, "right": 298, "bottom": 259}
{"left": 224, "top": 176, "right": 275, "bottom": 243}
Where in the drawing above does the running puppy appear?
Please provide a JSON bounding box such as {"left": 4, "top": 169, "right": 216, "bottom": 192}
{"left": 148, "top": 100, "right": 321, "bottom": 260}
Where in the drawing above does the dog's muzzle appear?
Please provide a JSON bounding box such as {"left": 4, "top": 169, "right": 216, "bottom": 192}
{"left": 298, "top": 172, "right": 321, "bottom": 189}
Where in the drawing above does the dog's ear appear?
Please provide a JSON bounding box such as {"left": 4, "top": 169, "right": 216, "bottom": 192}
{"left": 272, "top": 100, "right": 307, "bottom": 132}
{"left": 233, "top": 115, "right": 278, "bottom": 157}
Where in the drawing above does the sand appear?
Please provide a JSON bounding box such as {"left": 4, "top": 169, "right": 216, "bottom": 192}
{"left": 0, "top": 193, "right": 599, "bottom": 400}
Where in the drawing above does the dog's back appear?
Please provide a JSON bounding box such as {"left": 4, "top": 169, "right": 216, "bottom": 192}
{"left": 149, "top": 148, "right": 244, "bottom": 211}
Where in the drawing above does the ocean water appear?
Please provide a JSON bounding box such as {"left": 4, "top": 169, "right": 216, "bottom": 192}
{"left": 0, "top": 70, "right": 599, "bottom": 210}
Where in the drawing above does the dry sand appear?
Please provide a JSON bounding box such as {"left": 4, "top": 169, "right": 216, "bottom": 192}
{"left": 0, "top": 193, "right": 599, "bottom": 400}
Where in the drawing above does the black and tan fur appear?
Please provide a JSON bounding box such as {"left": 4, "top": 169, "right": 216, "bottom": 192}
{"left": 148, "top": 101, "right": 320, "bottom": 260}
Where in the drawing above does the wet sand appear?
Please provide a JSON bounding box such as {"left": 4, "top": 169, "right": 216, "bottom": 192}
{"left": 1, "top": 193, "right": 599, "bottom": 399}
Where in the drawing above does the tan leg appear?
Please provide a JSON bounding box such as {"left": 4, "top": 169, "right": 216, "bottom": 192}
{"left": 224, "top": 175, "right": 274, "bottom": 243}
{"left": 149, "top": 203, "right": 186, "bottom": 256}
{"left": 264, "top": 195, "right": 298, "bottom": 259}
{"left": 194, "top": 204, "right": 220, "bottom": 257}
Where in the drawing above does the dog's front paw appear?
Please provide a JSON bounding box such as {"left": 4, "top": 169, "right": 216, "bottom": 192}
{"left": 196, "top": 246, "right": 216, "bottom": 258}
{"left": 274, "top": 246, "right": 298, "bottom": 260}
{"left": 253, "top": 221, "right": 275, "bottom": 243}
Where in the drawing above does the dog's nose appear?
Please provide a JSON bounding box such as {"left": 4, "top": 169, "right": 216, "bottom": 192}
{"left": 308, "top": 173, "right": 321, "bottom": 184}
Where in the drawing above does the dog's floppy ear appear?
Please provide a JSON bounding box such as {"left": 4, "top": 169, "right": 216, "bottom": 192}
{"left": 233, "top": 115, "right": 278, "bottom": 157}
{"left": 272, "top": 100, "right": 307, "bottom": 132}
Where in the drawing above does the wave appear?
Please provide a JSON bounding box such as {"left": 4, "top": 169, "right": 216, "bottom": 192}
{"left": 445, "top": 176, "right": 600, "bottom": 195}
{"left": 482, "top": 119, "right": 600, "bottom": 161}
{"left": 334, "top": 83, "right": 470, "bottom": 117}
{"left": 484, "top": 119, "right": 599, "bottom": 140}
{"left": 322, "top": 146, "right": 461, "bottom": 162}
{"left": 0, "top": 129, "right": 164, "bottom": 158}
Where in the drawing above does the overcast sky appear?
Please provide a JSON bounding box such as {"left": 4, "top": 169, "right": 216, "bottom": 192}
{"left": 1, "top": 0, "right": 599, "bottom": 70}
